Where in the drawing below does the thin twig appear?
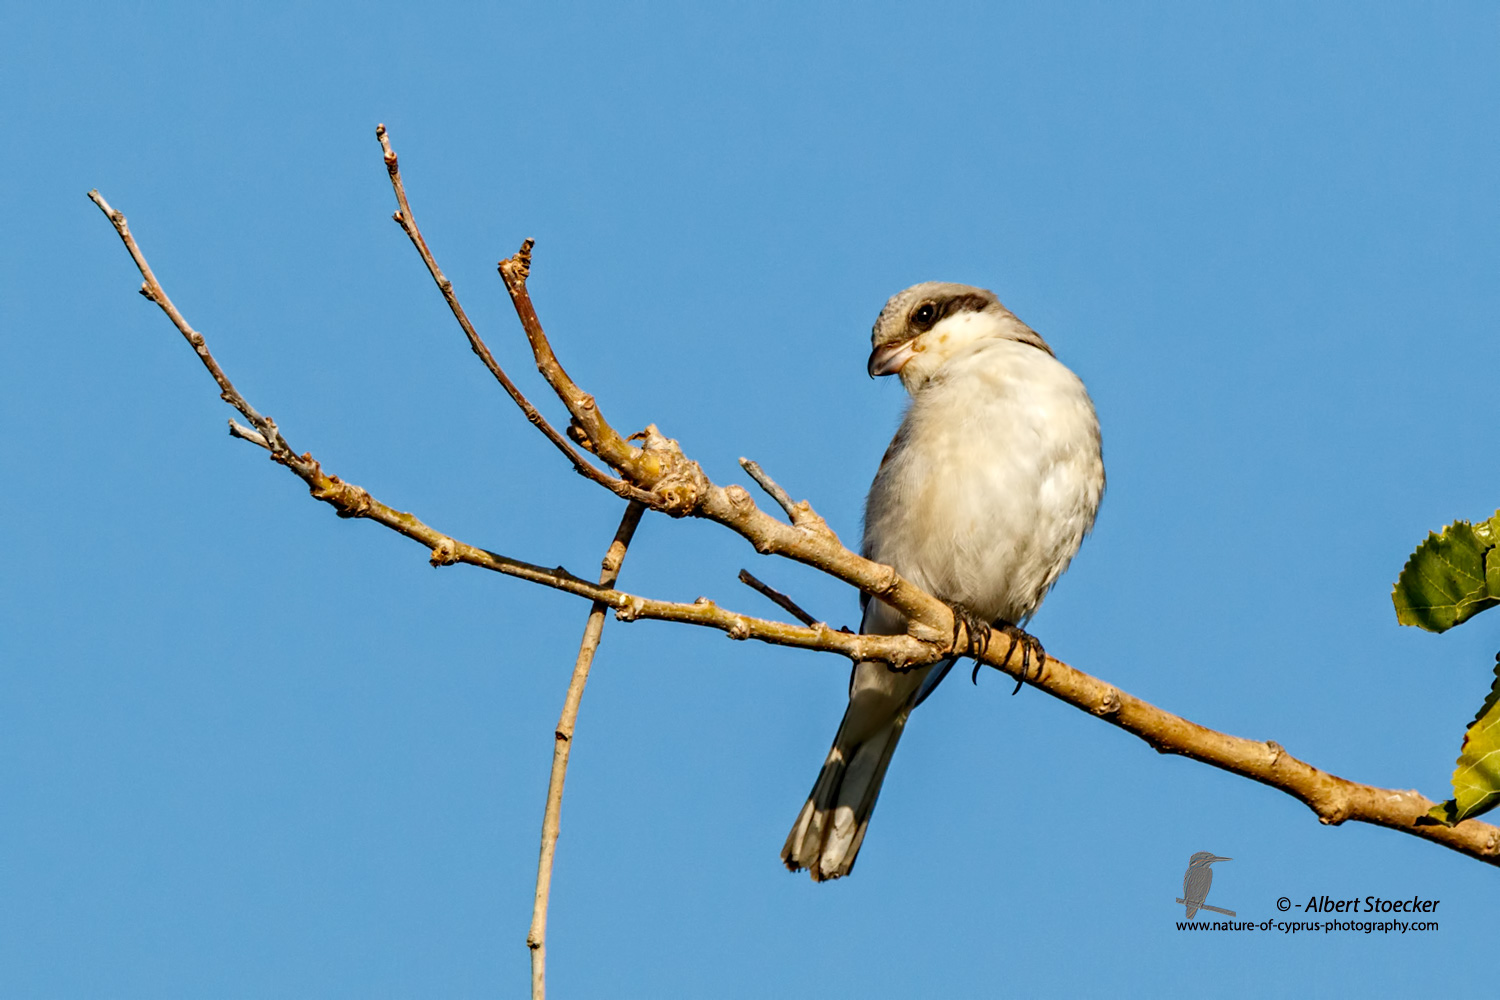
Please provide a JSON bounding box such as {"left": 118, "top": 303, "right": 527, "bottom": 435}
{"left": 738, "top": 569, "right": 821, "bottom": 627}
{"left": 374, "top": 126, "right": 655, "bottom": 506}
{"left": 227, "top": 419, "right": 270, "bottom": 450}
{"left": 739, "top": 458, "right": 797, "bottom": 521}
{"left": 497, "top": 240, "right": 644, "bottom": 481}
{"left": 87, "top": 190, "right": 292, "bottom": 461}
{"left": 528, "top": 501, "right": 646, "bottom": 1000}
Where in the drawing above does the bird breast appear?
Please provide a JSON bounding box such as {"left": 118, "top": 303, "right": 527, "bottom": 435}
{"left": 862, "top": 339, "right": 1103, "bottom": 626}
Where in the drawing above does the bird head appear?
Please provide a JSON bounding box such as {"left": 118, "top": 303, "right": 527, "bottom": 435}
{"left": 867, "top": 281, "right": 1052, "bottom": 392}
{"left": 1187, "top": 852, "right": 1232, "bottom": 868}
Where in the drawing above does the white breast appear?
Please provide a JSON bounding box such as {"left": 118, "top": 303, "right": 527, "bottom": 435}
{"left": 862, "top": 339, "right": 1104, "bottom": 626}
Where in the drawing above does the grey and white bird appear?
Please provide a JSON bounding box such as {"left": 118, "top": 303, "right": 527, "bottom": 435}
{"left": 1181, "top": 853, "right": 1232, "bottom": 917}
{"left": 782, "top": 281, "right": 1105, "bottom": 881}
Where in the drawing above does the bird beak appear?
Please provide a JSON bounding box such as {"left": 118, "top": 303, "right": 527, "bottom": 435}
{"left": 1211, "top": 856, "right": 1232, "bottom": 862}
{"left": 868, "top": 340, "right": 917, "bottom": 378}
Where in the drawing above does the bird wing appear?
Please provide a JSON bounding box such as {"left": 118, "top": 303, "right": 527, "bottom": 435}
{"left": 1184, "top": 866, "right": 1213, "bottom": 904}
{"left": 912, "top": 657, "right": 955, "bottom": 707}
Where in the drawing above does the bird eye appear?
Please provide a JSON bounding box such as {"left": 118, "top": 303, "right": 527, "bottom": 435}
{"left": 912, "top": 303, "right": 936, "bottom": 328}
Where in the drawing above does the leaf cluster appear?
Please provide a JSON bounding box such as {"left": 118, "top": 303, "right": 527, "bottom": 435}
{"left": 1393, "top": 512, "right": 1500, "bottom": 824}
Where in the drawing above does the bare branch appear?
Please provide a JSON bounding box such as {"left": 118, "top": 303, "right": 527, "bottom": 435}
{"left": 85, "top": 189, "right": 880, "bottom": 657}
{"left": 529, "top": 501, "right": 646, "bottom": 1000}
{"left": 90, "top": 172, "right": 1500, "bottom": 884}
{"left": 88, "top": 190, "right": 284, "bottom": 452}
{"left": 373, "top": 126, "right": 655, "bottom": 506}
{"left": 738, "top": 569, "right": 822, "bottom": 628}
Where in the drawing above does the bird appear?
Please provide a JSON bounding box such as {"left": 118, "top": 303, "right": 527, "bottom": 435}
{"left": 1180, "top": 853, "right": 1232, "bottom": 917}
{"left": 781, "top": 281, "right": 1106, "bottom": 881}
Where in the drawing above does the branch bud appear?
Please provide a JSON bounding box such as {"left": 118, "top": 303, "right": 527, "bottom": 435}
{"left": 429, "top": 536, "right": 460, "bottom": 566}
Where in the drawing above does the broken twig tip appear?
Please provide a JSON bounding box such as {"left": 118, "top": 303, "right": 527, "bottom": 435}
{"left": 227, "top": 419, "right": 271, "bottom": 450}
{"left": 502, "top": 239, "right": 535, "bottom": 281}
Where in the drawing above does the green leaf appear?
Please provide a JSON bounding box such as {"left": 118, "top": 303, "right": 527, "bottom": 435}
{"left": 1423, "top": 657, "right": 1500, "bottom": 826}
{"left": 1392, "top": 512, "right": 1500, "bottom": 632}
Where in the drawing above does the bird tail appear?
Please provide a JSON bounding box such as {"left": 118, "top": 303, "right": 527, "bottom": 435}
{"left": 781, "top": 706, "right": 910, "bottom": 881}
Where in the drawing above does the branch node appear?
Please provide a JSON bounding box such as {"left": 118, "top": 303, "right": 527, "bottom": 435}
{"left": 726, "top": 484, "right": 754, "bottom": 511}
{"left": 567, "top": 422, "right": 597, "bottom": 452}
{"left": 309, "top": 476, "right": 374, "bottom": 518}
{"left": 1093, "top": 687, "right": 1122, "bottom": 717}
{"left": 649, "top": 457, "right": 707, "bottom": 516}
{"left": 429, "top": 536, "right": 460, "bottom": 566}
{"left": 726, "top": 617, "right": 751, "bottom": 640}
{"left": 1314, "top": 791, "right": 1353, "bottom": 826}
{"left": 1147, "top": 735, "right": 1179, "bottom": 756}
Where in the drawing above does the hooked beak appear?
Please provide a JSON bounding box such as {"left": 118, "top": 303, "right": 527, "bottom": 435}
{"left": 867, "top": 340, "right": 917, "bottom": 378}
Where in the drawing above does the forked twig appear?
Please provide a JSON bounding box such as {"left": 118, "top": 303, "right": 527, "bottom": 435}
{"left": 374, "top": 125, "right": 654, "bottom": 505}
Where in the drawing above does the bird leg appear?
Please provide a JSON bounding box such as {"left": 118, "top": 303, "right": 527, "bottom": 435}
{"left": 946, "top": 602, "right": 992, "bottom": 666}
{"left": 969, "top": 620, "right": 1046, "bottom": 696}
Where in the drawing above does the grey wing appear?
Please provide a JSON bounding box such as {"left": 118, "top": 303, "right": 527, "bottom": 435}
{"left": 912, "top": 657, "right": 955, "bottom": 707}
{"left": 1184, "top": 866, "right": 1213, "bottom": 904}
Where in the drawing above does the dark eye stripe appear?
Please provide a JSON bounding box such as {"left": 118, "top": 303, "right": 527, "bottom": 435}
{"left": 941, "top": 293, "right": 992, "bottom": 319}
{"left": 912, "top": 293, "right": 989, "bottom": 332}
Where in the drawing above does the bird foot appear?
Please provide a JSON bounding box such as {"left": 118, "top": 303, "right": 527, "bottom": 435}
{"left": 946, "top": 602, "right": 992, "bottom": 663}
{"left": 969, "top": 620, "right": 1046, "bottom": 696}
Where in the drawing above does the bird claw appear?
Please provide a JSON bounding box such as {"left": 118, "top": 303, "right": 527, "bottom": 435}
{"left": 946, "top": 606, "right": 1046, "bottom": 695}
{"left": 967, "top": 620, "right": 1046, "bottom": 695}
{"left": 946, "top": 603, "right": 991, "bottom": 670}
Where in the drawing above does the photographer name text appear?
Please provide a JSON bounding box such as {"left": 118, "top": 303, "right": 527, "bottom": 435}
{"left": 1299, "top": 895, "right": 1439, "bottom": 914}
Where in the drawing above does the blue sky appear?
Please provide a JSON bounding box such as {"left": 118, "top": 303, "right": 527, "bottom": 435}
{"left": 5, "top": 2, "right": 1499, "bottom": 996}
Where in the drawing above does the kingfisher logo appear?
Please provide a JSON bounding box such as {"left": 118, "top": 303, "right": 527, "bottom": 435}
{"left": 1171, "top": 854, "right": 1444, "bottom": 934}
{"left": 1177, "top": 851, "right": 1235, "bottom": 917}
